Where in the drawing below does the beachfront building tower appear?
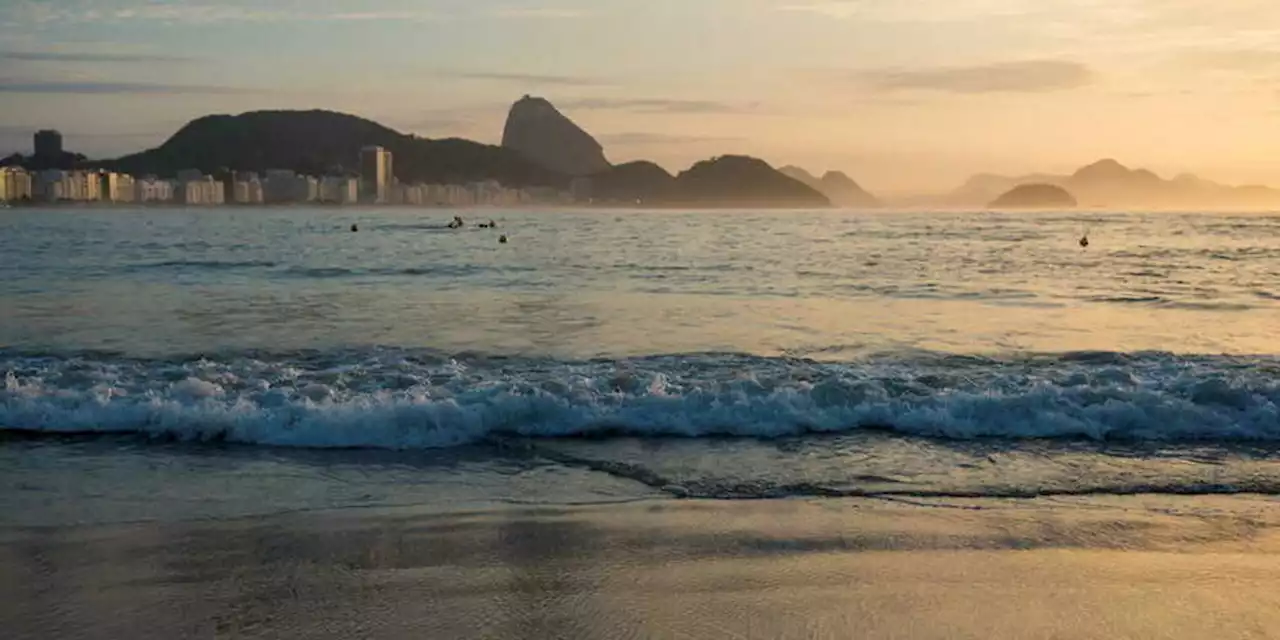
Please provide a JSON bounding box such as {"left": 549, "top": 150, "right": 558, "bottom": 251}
{"left": 359, "top": 146, "right": 393, "bottom": 204}
{"left": 34, "top": 130, "right": 63, "bottom": 160}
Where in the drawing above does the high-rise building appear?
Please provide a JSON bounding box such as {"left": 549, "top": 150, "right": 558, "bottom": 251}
{"left": 34, "top": 130, "right": 62, "bottom": 160}
{"left": 359, "top": 146, "right": 393, "bottom": 203}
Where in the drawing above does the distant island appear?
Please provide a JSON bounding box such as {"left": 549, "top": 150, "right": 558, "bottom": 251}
{"left": 940, "top": 158, "right": 1280, "bottom": 209}
{"left": 988, "top": 184, "right": 1077, "bottom": 209}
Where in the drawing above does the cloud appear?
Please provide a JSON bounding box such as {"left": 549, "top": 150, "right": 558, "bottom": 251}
{"left": 775, "top": 0, "right": 1042, "bottom": 22}
{"left": 486, "top": 7, "right": 589, "bottom": 19}
{"left": 598, "top": 132, "right": 743, "bottom": 145}
{"left": 0, "top": 81, "right": 253, "bottom": 94}
{"left": 325, "top": 11, "right": 440, "bottom": 22}
{"left": 860, "top": 60, "right": 1093, "bottom": 93}
{"left": 559, "top": 98, "right": 752, "bottom": 114}
{"left": 1176, "top": 49, "right": 1280, "bottom": 72}
{"left": 436, "top": 71, "right": 607, "bottom": 87}
{"left": 7, "top": 1, "right": 440, "bottom": 25}
{"left": 0, "top": 51, "right": 193, "bottom": 63}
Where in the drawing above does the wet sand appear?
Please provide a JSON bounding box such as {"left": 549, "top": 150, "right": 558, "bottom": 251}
{"left": 4, "top": 495, "right": 1280, "bottom": 639}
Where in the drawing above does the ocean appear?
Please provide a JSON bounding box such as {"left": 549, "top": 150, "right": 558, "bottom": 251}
{"left": 3, "top": 206, "right": 1280, "bottom": 526}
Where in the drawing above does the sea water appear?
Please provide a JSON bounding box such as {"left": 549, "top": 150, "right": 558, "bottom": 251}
{"left": 2, "top": 207, "right": 1279, "bottom": 525}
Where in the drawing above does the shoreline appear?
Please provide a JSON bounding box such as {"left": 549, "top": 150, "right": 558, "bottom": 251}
{"left": 5, "top": 494, "right": 1280, "bottom": 639}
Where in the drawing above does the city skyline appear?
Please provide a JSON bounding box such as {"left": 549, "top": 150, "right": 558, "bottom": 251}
{"left": 4, "top": 0, "right": 1280, "bottom": 193}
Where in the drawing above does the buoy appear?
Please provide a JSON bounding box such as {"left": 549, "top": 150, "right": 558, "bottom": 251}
{"left": 499, "top": 235, "right": 508, "bottom": 244}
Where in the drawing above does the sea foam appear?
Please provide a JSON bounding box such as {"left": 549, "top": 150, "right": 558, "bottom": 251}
{"left": 2, "top": 349, "right": 1279, "bottom": 449}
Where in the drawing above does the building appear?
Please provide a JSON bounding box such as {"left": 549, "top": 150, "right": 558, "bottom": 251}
{"left": 135, "top": 177, "right": 175, "bottom": 202}
{"left": 177, "top": 175, "right": 225, "bottom": 205}
{"left": 34, "top": 130, "right": 62, "bottom": 160}
{"left": 424, "top": 184, "right": 474, "bottom": 207}
{"left": 359, "top": 146, "right": 393, "bottom": 203}
{"left": 34, "top": 170, "right": 100, "bottom": 201}
{"left": 319, "top": 176, "right": 358, "bottom": 204}
{"left": 233, "top": 177, "right": 265, "bottom": 204}
{"left": 98, "top": 171, "right": 135, "bottom": 202}
{"left": 262, "top": 170, "right": 318, "bottom": 203}
{"left": 0, "top": 167, "right": 33, "bottom": 201}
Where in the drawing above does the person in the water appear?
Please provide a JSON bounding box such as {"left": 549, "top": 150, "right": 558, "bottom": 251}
{"left": 1079, "top": 234, "right": 1089, "bottom": 248}
{"left": 350, "top": 223, "right": 358, "bottom": 232}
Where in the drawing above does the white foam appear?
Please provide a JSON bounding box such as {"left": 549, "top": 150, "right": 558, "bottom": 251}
{"left": 2, "top": 350, "right": 1279, "bottom": 449}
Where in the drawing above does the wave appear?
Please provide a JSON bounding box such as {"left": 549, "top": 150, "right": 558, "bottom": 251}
{"left": 128, "top": 259, "right": 279, "bottom": 271}
{"left": 280, "top": 264, "right": 536, "bottom": 279}
{"left": 3, "top": 349, "right": 1279, "bottom": 450}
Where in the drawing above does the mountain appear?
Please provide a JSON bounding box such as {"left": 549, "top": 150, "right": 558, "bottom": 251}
{"left": 670, "top": 155, "right": 829, "bottom": 207}
{"left": 947, "top": 172, "right": 1061, "bottom": 206}
{"left": 587, "top": 161, "right": 676, "bottom": 204}
{"left": 943, "top": 159, "right": 1280, "bottom": 209}
{"left": 98, "top": 109, "right": 567, "bottom": 187}
{"left": 779, "top": 166, "right": 880, "bottom": 207}
{"left": 817, "top": 171, "right": 880, "bottom": 208}
{"left": 778, "top": 165, "right": 819, "bottom": 187}
{"left": 501, "top": 95, "right": 610, "bottom": 176}
{"left": 989, "top": 184, "right": 1077, "bottom": 209}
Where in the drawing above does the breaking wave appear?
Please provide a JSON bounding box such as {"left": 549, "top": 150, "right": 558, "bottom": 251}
{"left": 2, "top": 348, "right": 1279, "bottom": 449}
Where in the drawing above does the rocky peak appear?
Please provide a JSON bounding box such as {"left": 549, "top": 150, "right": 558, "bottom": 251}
{"left": 501, "top": 95, "right": 610, "bottom": 176}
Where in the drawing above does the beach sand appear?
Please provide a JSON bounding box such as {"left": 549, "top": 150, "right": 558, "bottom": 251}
{"left": 4, "top": 495, "right": 1280, "bottom": 639}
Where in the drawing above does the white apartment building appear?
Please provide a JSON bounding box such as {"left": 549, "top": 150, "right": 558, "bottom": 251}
{"left": 263, "top": 170, "right": 318, "bottom": 203}
{"left": 98, "top": 171, "right": 135, "bottom": 202}
{"left": 134, "top": 177, "right": 175, "bottom": 202}
{"left": 319, "top": 176, "right": 358, "bottom": 204}
{"left": 359, "top": 146, "right": 393, "bottom": 203}
{"left": 178, "top": 175, "right": 225, "bottom": 205}
{"left": 233, "top": 178, "right": 265, "bottom": 204}
{"left": 35, "top": 170, "right": 101, "bottom": 202}
{"left": 0, "top": 167, "right": 33, "bottom": 201}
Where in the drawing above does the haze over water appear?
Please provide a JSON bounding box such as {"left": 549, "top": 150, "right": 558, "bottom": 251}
{"left": 2, "top": 206, "right": 1280, "bottom": 526}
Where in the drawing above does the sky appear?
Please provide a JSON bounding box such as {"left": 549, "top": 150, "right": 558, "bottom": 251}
{"left": 3, "top": 0, "right": 1280, "bottom": 193}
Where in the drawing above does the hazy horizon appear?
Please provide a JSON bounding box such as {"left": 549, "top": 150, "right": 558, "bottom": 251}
{"left": 4, "top": 0, "right": 1280, "bottom": 194}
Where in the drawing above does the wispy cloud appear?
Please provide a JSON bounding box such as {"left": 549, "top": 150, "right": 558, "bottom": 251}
{"left": 1176, "top": 49, "right": 1280, "bottom": 72}
{"left": 776, "top": 0, "right": 1042, "bottom": 22}
{"left": 8, "top": 1, "right": 440, "bottom": 25}
{"left": 486, "top": 7, "right": 589, "bottom": 19}
{"left": 325, "top": 10, "right": 440, "bottom": 22}
{"left": 436, "top": 71, "right": 607, "bottom": 87}
{"left": 0, "top": 80, "right": 253, "bottom": 94}
{"left": 559, "top": 98, "right": 753, "bottom": 114}
{"left": 860, "top": 60, "right": 1093, "bottom": 93}
{"left": 0, "top": 51, "right": 193, "bottom": 63}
